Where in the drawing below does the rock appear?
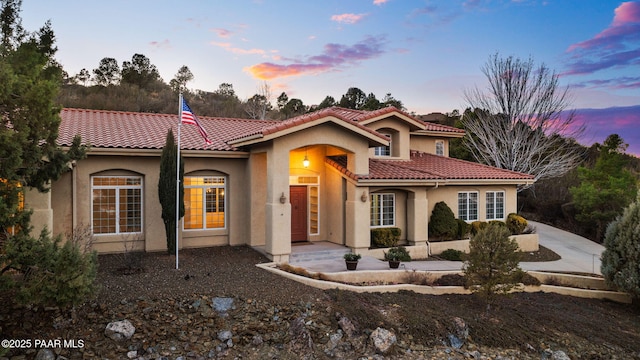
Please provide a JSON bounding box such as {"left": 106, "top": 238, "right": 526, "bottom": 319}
{"left": 126, "top": 350, "right": 137, "bottom": 359}
{"left": 288, "top": 316, "right": 314, "bottom": 353}
{"left": 34, "top": 349, "right": 55, "bottom": 360}
{"left": 552, "top": 350, "right": 571, "bottom": 360}
{"left": 251, "top": 335, "right": 263, "bottom": 346}
{"left": 105, "top": 319, "right": 136, "bottom": 341}
{"left": 337, "top": 314, "right": 357, "bottom": 337}
{"left": 328, "top": 330, "right": 343, "bottom": 350}
{"left": 212, "top": 297, "right": 234, "bottom": 314}
{"left": 218, "top": 330, "right": 233, "bottom": 342}
{"left": 370, "top": 327, "right": 397, "bottom": 354}
{"left": 452, "top": 317, "right": 469, "bottom": 340}
{"left": 447, "top": 333, "right": 464, "bottom": 349}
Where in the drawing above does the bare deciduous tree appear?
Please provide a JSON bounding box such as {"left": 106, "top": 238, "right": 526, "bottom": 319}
{"left": 462, "top": 53, "right": 584, "bottom": 191}
{"left": 244, "top": 81, "right": 272, "bottom": 120}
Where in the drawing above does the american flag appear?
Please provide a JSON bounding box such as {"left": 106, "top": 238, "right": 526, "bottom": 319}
{"left": 181, "top": 98, "right": 212, "bottom": 145}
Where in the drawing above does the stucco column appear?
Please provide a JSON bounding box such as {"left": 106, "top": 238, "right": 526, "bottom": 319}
{"left": 264, "top": 146, "right": 291, "bottom": 262}
{"left": 345, "top": 183, "right": 370, "bottom": 253}
{"left": 24, "top": 186, "right": 53, "bottom": 237}
{"left": 407, "top": 188, "right": 428, "bottom": 246}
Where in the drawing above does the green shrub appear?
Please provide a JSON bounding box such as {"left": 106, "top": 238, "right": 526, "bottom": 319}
{"left": 370, "top": 227, "right": 401, "bottom": 248}
{"left": 506, "top": 213, "right": 528, "bottom": 235}
{"left": 384, "top": 246, "right": 411, "bottom": 262}
{"left": 489, "top": 220, "right": 507, "bottom": 228}
{"left": 457, "top": 219, "right": 471, "bottom": 239}
{"left": 429, "top": 202, "right": 458, "bottom": 240}
{"left": 601, "top": 195, "right": 640, "bottom": 299}
{"left": 470, "top": 221, "right": 488, "bottom": 235}
{"left": 2, "top": 229, "right": 97, "bottom": 308}
{"left": 439, "top": 248, "right": 465, "bottom": 261}
{"left": 343, "top": 253, "right": 362, "bottom": 261}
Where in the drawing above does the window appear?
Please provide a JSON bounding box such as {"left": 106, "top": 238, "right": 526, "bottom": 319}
{"left": 458, "top": 192, "right": 478, "bottom": 221}
{"left": 92, "top": 176, "right": 142, "bottom": 235}
{"left": 435, "top": 140, "right": 444, "bottom": 156}
{"left": 486, "top": 191, "right": 505, "bottom": 220}
{"left": 184, "top": 176, "right": 226, "bottom": 230}
{"left": 1, "top": 180, "right": 23, "bottom": 235}
{"left": 370, "top": 193, "right": 395, "bottom": 227}
{"left": 374, "top": 133, "right": 391, "bottom": 156}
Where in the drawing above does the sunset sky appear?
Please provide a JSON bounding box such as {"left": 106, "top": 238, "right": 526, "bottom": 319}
{"left": 20, "top": 0, "right": 640, "bottom": 154}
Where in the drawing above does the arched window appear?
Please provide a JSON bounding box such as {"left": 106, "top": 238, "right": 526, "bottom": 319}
{"left": 184, "top": 176, "right": 226, "bottom": 230}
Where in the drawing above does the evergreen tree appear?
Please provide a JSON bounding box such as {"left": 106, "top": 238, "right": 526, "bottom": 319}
{"left": 158, "top": 129, "right": 184, "bottom": 254}
{"left": 570, "top": 134, "right": 638, "bottom": 241}
{"left": 463, "top": 223, "right": 522, "bottom": 306}
{"left": 0, "top": 0, "right": 93, "bottom": 307}
{"left": 428, "top": 201, "right": 458, "bottom": 240}
{"left": 601, "top": 194, "right": 640, "bottom": 299}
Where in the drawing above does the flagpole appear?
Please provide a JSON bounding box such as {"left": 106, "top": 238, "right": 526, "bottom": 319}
{"left": 176, "top": 93, "right": 182, "bottom": 270}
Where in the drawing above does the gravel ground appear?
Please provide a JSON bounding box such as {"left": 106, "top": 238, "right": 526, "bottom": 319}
{"left": 1, "top": 245, "right": 640, "bottom": 360}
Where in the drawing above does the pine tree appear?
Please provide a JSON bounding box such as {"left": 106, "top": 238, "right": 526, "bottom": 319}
{"left": 463, "top": 223, "right": 523, "bottom": 306}
{"left": 158, "top": 129, "right": 184, "bottom": 254}
{"left": 601, "top": 194, "right": 640, "bottom": 299}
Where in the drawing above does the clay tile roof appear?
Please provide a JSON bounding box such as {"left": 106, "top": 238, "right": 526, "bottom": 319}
{"left": 421, "top": 122, "right": 465, "bottom": 134}
{"left": 327, "top": 151, "right": 534, "bottom": 181}
{"left": 58, "top": 108, "right": 275, "bottom": 151}
{"left": 228, "top": 106, "right": 388, "bottom": 143}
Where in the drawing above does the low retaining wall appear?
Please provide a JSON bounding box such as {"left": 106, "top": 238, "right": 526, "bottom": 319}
{"left": 428, "top": 233, "right": 539, "bottom": 255}
{"left": 257, "top": 263, "right": 631, "bottom": 304}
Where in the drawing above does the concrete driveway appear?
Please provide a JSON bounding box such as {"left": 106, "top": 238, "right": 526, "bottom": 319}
{"left": 523, "top": 221, "right": 604, "bottom": 275}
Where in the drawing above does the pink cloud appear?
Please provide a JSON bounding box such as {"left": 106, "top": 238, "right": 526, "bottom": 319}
{"left": 149, "top": 39, "right": 171, "bottom": 49}
{"left": 331, "top": 13, "right": 368, "bottom": 24}
{"left": 212, "top": 28, "right": 233, "bottom": 38}
{"left": 564, "top": 1, "right": 640, "bottom": 82}
{"left": 210, "top": 41, "right": 266, "bottom": 55}
{"left": 572, "top": 105, "right": 640, "bottom": 156}
{"left": 244, "top": 36, "right": 387, "bottom": 80}
{"left": 374, "top": 0, "right": 389, "bottom": 5}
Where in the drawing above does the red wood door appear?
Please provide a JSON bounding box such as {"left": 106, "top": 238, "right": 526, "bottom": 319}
{"left": 290, "top": 186, "right": 308, "bottom": 242}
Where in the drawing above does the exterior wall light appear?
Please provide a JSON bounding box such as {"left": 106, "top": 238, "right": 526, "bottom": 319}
{"left": 361, "top": 191, "right": 367, "bottom": 202}
{"left": 280, "top": 192, "right": 287, "bottom": 204}
{"left": 303, "top": 148, "right": 310, "bottom": 168}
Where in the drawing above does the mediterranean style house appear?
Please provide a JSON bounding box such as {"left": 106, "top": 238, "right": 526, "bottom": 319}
{"left": 25, "top": 106, "right": 534, "bottom": 262}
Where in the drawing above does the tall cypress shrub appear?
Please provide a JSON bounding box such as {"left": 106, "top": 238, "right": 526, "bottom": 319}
{"left": 158, "top": 129, "right": 184, "bottom": 254}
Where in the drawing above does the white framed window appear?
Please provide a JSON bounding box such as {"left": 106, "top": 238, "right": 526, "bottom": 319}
{"left": 374, "top": 133, "right": 391, "bottom": 157}
{"left": 458, "top": 192, "right": 478, "bottom": 221}
{"left": 184, "top": 176, "right": 226, "bottom": 230}
{"left": 370, "top": 193, "right": 395, "bottom": 227}
{"left": 435, "top": 140, "right": 444, "bottom": 156}
{"left": 486, "top": 191, "right": 505, "bottom": 220}
{"left": 92, "top": 176, "right": 143, "bottom": 235}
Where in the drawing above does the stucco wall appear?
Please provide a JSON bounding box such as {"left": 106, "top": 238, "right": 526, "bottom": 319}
{"left": 426, "top": 185, "right": 518, "bottom": 224}
{"left": 366, "top": 118, "right": 411, "bottom": 159}
{"left": 50, "top": 153, "right": 249, "bottom": 254}
{"left": 409, "top": 135, "right": 449, "bottom": 156}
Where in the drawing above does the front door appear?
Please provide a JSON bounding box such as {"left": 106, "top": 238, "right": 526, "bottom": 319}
{"left": 290, "top": 186, "right": 307, "bottom": 242}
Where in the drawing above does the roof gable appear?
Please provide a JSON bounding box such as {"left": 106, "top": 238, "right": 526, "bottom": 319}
{"left": 227, "top": 107, "right": 389, "bottom": 147}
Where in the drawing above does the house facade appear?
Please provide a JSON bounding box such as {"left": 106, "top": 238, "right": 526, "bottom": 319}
{"left": 26, "top": 106, "right": 534, "bottom": 262}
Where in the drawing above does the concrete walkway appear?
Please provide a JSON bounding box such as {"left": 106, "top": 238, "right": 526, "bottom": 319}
{"left": 291, "top": 221, "right": 605, "bottom": 275}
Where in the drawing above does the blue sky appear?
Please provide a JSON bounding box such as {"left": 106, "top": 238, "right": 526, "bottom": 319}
{"left": 20, "top": 0, "right": 640, "bottom": 154}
